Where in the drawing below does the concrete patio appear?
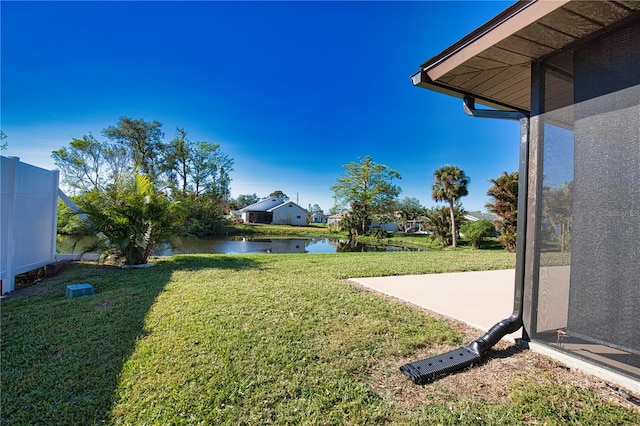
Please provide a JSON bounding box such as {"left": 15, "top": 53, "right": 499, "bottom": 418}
{"left": 349, "top": 269, "right": 640, "bottom": 394}
{"left": 350, "top": 269, "right": 520, "bottom": 340}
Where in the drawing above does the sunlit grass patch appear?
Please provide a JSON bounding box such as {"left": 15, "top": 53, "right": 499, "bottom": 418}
{"left": 2, "top": 251, "right": 638, "bottom": 424}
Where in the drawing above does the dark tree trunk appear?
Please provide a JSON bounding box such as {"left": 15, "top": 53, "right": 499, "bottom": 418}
{"left": 449, "top": 200, "right": 457, "bottom": 248}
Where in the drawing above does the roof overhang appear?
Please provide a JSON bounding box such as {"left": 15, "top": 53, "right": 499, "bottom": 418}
{"left": 414, "top": 0, "right": 640, "bottom": 113}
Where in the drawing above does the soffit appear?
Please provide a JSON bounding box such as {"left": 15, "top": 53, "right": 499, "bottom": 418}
{"left": 414, "top": 0, "right": 640, "bottom": 112}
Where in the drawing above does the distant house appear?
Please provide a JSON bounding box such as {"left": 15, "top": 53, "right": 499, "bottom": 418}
{"left": 400, "top": 219, "right": 427, "bottom": 234}
{"left": 240, "top": 196, "right": 308, "bottom": 226}
{"left": 327, "top": 212, "right": 347, "bottom": 228}
{"left": 310, "top": 212, "right": 328, "bottom": 224}
{"left": 371, "top": 221, "right": 399, "bottom": 232}
{"left": 464, "top": 211, "right": 497, "bottom": 223}
{"left": 270, "top": 202, "right": 308, "bottom": 226}
{"left": 227, "top": 209, "right": 242, "bottom": 220}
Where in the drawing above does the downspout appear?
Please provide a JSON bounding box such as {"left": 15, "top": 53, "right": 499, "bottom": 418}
{"left": 400, "top": 96, "right": 530, "bottom": 384}
{"left": 462, "top": 96, "right": 530, "bottom": 353}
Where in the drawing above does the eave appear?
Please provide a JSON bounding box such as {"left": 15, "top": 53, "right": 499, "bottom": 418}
{"left": 414, "top": 0, "right": 640, "bottom": 113}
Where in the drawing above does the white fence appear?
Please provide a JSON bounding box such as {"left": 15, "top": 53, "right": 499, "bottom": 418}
{"left": 1, "top": 156, "right": 59, "bottom": 294}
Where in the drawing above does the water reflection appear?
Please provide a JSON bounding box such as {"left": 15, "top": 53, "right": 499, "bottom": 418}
{"left": 158, "top": 237, "right": 419, "bottom": 255}
{"left": 59, "top": 235, "right": 420, "bottom": 255}
{"left": 158, "top": 238, "right": 310, "bottom": 255}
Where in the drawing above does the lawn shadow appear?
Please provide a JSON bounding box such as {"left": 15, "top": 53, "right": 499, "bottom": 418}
{"left": 169, "top": 253, "right": 264, "bottom": 270}
{"left": 0, "top": 255, "right": 259, "bottom": 424}
{"left": 485, "top": 344, "right": 524, "bottom": 360}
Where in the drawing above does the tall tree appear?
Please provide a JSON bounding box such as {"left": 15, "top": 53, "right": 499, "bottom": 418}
{"left": 397, "top": 197, "right": 424, "bottom": 233}
{"left": 162, "top": 129, "right": 233, "bottom": 200}
{"left": 542, "top": 181, "right": 573, "bottom": 253}
{"left": 164, "top": 128, "right": 191, "bottom": 195}
{"left": 331, "top": 155, "right": 401, "bottom": 236}
{"left": 190, "top": 141, "right": 233, "bottom": 198}
{"left": 232, "top": 193, "right": 260, "bottom": 210}
{"left": 431, "top": 165, "right": 469, "bottom": 248}
{"left": 52, "top": 134, "right": 123, "bottom": 193}
{"left": 102, "top": 143, "right": 130, "bottom": 188}
{"left": 340, "top": 201, "right": 370, "bottom": 238}
{"left": 486, "top": 171, "right": 519, "bottom": 252}
{"left": 103, "top": 117, "right": 165, "bottom": 182}
{"left": 269, "top": 190, "right": 289, "bottom": 201}
{"left": 308, "top": 203, "right": 323, "bottom": 213}
{"left": 0, "top": 130, "right": 7, "bottom": 150}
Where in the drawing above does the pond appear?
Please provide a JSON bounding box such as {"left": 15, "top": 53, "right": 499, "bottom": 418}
{"left": 58, "top": 236, "right": 421, "bottom": 255}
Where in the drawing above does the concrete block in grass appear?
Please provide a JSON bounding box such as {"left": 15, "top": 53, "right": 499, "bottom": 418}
{"left": 66, "top": 283, "right": 94, "bottom": 299}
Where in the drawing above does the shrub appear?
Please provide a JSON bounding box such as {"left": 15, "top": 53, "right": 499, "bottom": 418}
{"left": 367, "top": 226, "right": 388, "bottom": 239}
{"left": 460, "top": 219, "right": 496, "bottom": 249}
{"left": 57, "top": 198, "right": 90, "bottom": 235}
{"left": 78, "top": 174, "right": 184, "bottom": 265}
{"left": 177, "top": 194, "right": 228, "bottom": 237}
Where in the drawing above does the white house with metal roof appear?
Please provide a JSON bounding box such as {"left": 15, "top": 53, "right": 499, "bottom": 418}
{"left": 240, "top": 196, "right": 308, "bottom": 226}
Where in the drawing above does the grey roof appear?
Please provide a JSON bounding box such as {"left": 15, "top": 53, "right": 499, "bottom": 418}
{"left": 267, "top": 201, "right": 308, "bottom": 213}
{"left": 240, "top": 197, "right": 286, "bottom": 212}
{"left": 464, "top": 211, "right": 498, "bottom": 222}
{"left": 240, "top": 197, "right": 308, "bottom": 214}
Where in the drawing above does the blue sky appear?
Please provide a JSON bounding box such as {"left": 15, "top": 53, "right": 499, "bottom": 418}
{"left": 2, "top": 0, "right": 519, "bottom": 213}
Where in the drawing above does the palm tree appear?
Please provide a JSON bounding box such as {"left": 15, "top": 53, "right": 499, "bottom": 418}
{"left": 542, "top": 181, "right": 573, "bottom": 253}
{"left": 486, "top": 171, "right": 519, "bottom": 252}
{"left": 431, "top": 165, "right": 470, "bottom": 248}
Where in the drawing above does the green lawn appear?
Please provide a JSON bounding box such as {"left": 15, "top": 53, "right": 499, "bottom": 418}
{"left": 2, "top": 251, "right": 638, "bottom": 424}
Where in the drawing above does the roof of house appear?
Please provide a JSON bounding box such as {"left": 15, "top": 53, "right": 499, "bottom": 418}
{"left": 267, "top": 201, "right": 308, "bottom": 213}
{"left": 240, "top": 197, "right": 287, "bottom": 212}
{"left": 240, "top": 197, "right": 308, "bottom": 213}
{"left": 327, "top": 212, "right": 348, "bottom": 219}
{"left": 464, "top": 211, "right": 498, "bottom": 222}
{"left": 412, "top": 0, "right": 640, "bottom": 113}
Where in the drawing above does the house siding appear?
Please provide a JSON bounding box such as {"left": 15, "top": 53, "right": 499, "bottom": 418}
{"left": 270, "top": 202, "right": 307, "bottom": 226}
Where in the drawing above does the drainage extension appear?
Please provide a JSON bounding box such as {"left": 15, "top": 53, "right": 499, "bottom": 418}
{"left": 400, "top": 314, "right": 523, "bottom": 385}
{"left": 401, "top": 97, "right": 530, "bottom": 385}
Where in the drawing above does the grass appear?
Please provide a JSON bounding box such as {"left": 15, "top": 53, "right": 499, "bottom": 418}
{"left": 2, "top": 250, "right": 638, "bottom": 424}
{"left": 225, "top": 223, "right": 337, "bottom": 237}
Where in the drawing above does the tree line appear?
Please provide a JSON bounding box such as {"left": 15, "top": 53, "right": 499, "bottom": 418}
{"left": 53, "top": 117, "right": 233, "bottom": 199}
{"left": 53, "top": 118, "right": 327, "bottom": 264}
{"left": 330, "top": 156, "right": 520, "bottom": 251}
{"left": 54, "top": 117, "right": 237, "bottom": 264}
{"left": 53, "top": 118, "right": 523, "bottom": 264}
